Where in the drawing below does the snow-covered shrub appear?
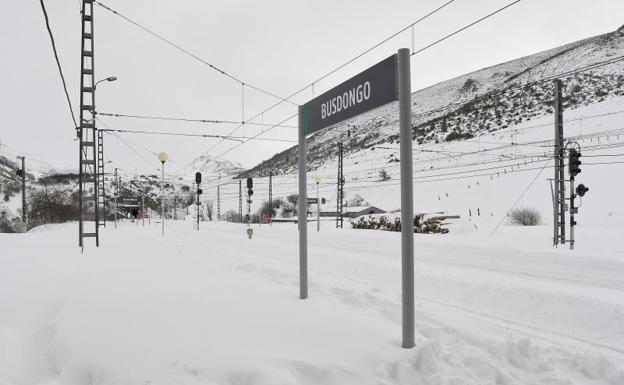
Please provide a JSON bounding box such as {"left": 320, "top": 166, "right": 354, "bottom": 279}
{"left": 347, "top": 194, "right": 366, "bottom": 207}
{"left": 379, "top": 169, "right": 391, "bottom": 181}
{"left": 509, "top": 207, "right": 542, "bottom": 226}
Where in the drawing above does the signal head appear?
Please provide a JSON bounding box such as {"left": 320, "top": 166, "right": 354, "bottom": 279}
{"left": 576, "top": 184, "right": 589, "bottom": 197}
{"left": 568, "top": 148, "right": 582, "bottom": 177}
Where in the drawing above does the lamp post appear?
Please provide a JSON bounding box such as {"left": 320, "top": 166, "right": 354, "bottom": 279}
{"left": 158, "top": 152, "right": 169, "bottom": 237}
{"left": 93, "top": 77, "right": 116, "bottom": 229}
{"left": 314, "top": 175, "right": 322, "bottom": 232}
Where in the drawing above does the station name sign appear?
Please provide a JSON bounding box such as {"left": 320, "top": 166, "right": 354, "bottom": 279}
{"left": 303, "top": 54, "right": 398, "bottom": 135}
{"left": 116, "top": 196, "right": 141, "bottom": 207}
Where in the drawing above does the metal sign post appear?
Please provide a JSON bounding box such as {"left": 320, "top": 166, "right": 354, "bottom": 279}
{"left": 298, "top": 106, "right": 308, "bottom": 299}
{"left": 297, "top": 49, "right": 413, "bottom": 348}
{"left": 397, "top": 48, "right": 414, "bottom": 348}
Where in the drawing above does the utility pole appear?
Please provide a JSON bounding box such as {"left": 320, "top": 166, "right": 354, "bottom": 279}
{"left": 78, "top": 0, "right": 99, "bottom": 247}
{"left": 269, "top": 171, "right": 273, "bottom": 218}
{"left": 246, "top": 178, "right": 254, "bottom": 239}
{"left": 17, "top": 156, "right": 26, "bottom": 229}
{"left": 217, "top": 184, "right": 221, "bottom": 221}
{"left": 553, "top": 79, "right": 566, "bottom": 246}
{"left": 97, "top": 130, "right": 105, "bottom": 229}
{"left": 114, "top": 167, "right": 118, "bottom": 228}
{"left": 158, "top": 152, "right": 168, "bottom": 236}
{"left": 141, "top": 195, "right": 145, "bottom": 227}
{"left": 238, "top": 179, "right": 242, "bottom": 223}
{"left": 173, "top": 189, "right": 177, "bottom": 221}
{"left": 314, "top": 175, "right": 321, "bottom": 232}
{"left": 336, "top": 141, "right": 344, "bottom": 228}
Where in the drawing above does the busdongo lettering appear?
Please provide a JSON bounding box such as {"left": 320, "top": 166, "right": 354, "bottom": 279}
{"left": 321, "top": 81, "right": 371, "bottom": 120}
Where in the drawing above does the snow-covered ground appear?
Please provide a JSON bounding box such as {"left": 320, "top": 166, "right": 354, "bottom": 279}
{"left": 1, "top": 218, "right": 623, "bottom": 385}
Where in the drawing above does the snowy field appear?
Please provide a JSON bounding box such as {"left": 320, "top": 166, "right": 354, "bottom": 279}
{"left": 1, "top": 219, "right": 623, "bottom": 385}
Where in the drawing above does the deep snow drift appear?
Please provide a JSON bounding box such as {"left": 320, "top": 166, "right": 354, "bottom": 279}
{"left": 1, "top": 219, "right": 623, "bottom": 385}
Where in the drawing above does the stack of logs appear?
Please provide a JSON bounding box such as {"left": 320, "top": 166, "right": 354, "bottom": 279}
{"left": 351, "top": 213, "right": 460, "bottom": 234}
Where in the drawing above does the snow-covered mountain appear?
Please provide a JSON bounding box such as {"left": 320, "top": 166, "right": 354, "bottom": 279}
{"left": 240, "top": 25, "right": 624, "bottom": 177}
{"left": 184, "top": 154, "right": 244, "bottom": 183}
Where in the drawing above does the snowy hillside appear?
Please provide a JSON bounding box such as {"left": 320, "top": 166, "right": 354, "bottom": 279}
{"left": 186, "top": 154, "right": 244, "bottom": 181}
{"left": 241, "top": 25, "right": 624, "bottom": 177}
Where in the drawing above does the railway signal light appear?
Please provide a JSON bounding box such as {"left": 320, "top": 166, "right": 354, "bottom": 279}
{"left": 195, "top": 172, "right": 202, "bottom": 184}
{"left": 247, "top": 177, "right": 253, "bottom": 189}
{"left": 569, "top": 148, "right": 582, "bottom": 177}
{"left": 576, "top": 184, "right": 589, "bottom": 197}
{"left": 197, "top": 189, "right": 203, "bottom": 195}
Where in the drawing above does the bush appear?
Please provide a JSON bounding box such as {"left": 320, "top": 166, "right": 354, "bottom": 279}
{"left": 445, "top": 131, "right": 474, "bottom": 142}
{"left": 509, "top": 207, "right": 542, "bottom": 226}
{"left": 223, "top": 209, "right": 241, "bottom": 223}
{"left": 347, "top": 194, "right": 366, "bottom": 207}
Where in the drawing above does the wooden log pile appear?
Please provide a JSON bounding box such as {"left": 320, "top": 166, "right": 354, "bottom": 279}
{"left": 350, "top": 213, "right": 460, "bottom": 234}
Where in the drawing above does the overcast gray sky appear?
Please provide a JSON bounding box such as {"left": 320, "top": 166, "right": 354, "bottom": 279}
{"left": 1, "top": 0, "right": 623, "bottom": 175}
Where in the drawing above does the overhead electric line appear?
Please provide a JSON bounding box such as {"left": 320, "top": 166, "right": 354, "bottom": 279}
{"left": 98, "top": 127, "right": 296, "bottom": 143}
{"left": 489, "top": 158, "right": 552, "bottom": 236}
{"left": 93, "top": 0, "right": 296, "bottom": 106}
{"left": 203, "top": 0, "right": 460, "bottom": 155}
{"left": 410, "top": 0, "right": 522, "bottom": 56}
{"left": 38, "top": 0, "right": 78, "bottom": 128}
{"left": 98, "top": 112, "right": 297, "bottom": 129}
{"left": 100, "top": 128, "right": 244, "bottom": 141}
{"left": 105, "top": 131, "right": 161, "bottom": 172}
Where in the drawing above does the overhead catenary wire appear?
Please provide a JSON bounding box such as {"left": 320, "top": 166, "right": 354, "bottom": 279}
{"left": 201, "top": 0, "right": 461, "bottom": 156}
{"left": 38, "top": 0, "right": 78, "bottom": 129}
{"left": 207, "top": 1, "right": 620, "bottom": 163}
{"left": 410, "top": 0, "right": 522, "bottom": 57}
{"left": 105, "top": 131, "right": 161, "bottom": 172}
{"left": 98, "top": 112, "right": 298, "bottom": 129}
{"left": 489, "top": 158, "right": 552, "bottom": 236}
{"left": 98, "top": 127, "right": 296, "bottom": 143}
{"left": 93, "top": 0, "right": 296, "bottom": 107}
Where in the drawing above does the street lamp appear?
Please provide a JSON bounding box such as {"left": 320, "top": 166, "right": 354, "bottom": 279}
{"left": 158, "top": 152, "right": 169, "bottom": 237}
{"left": 94, "top": 76, "right": 117, "bottom": 89}
{"left": 314, "top": 175, "right": 322, "bottom": 232}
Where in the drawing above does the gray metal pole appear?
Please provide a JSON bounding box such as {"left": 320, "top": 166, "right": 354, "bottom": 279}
{"left": 316, "top": 182, "right": 320, "bottom": 232}
{"left": 141, "top": 195, "right": 145, "bottom": 227}
{"left": 20, "top": 157, "right": 26, "bottom": 228}
{"left": 114, "top": 168, "right": 118, "bottom": 228}
{"left": 398, "top": 48, "right": 415, "bottom": 349}
{"left": 298, "top": 105, "right": 308, "bottom": 299}
{"left": 570, "top": 177, "right": 575, "bottom": 250}
{"left": 161, "top": 161, "right": 165, "bottom": 237}
{"left": 196, "top": 182, "right": 200, "bottom": 230}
